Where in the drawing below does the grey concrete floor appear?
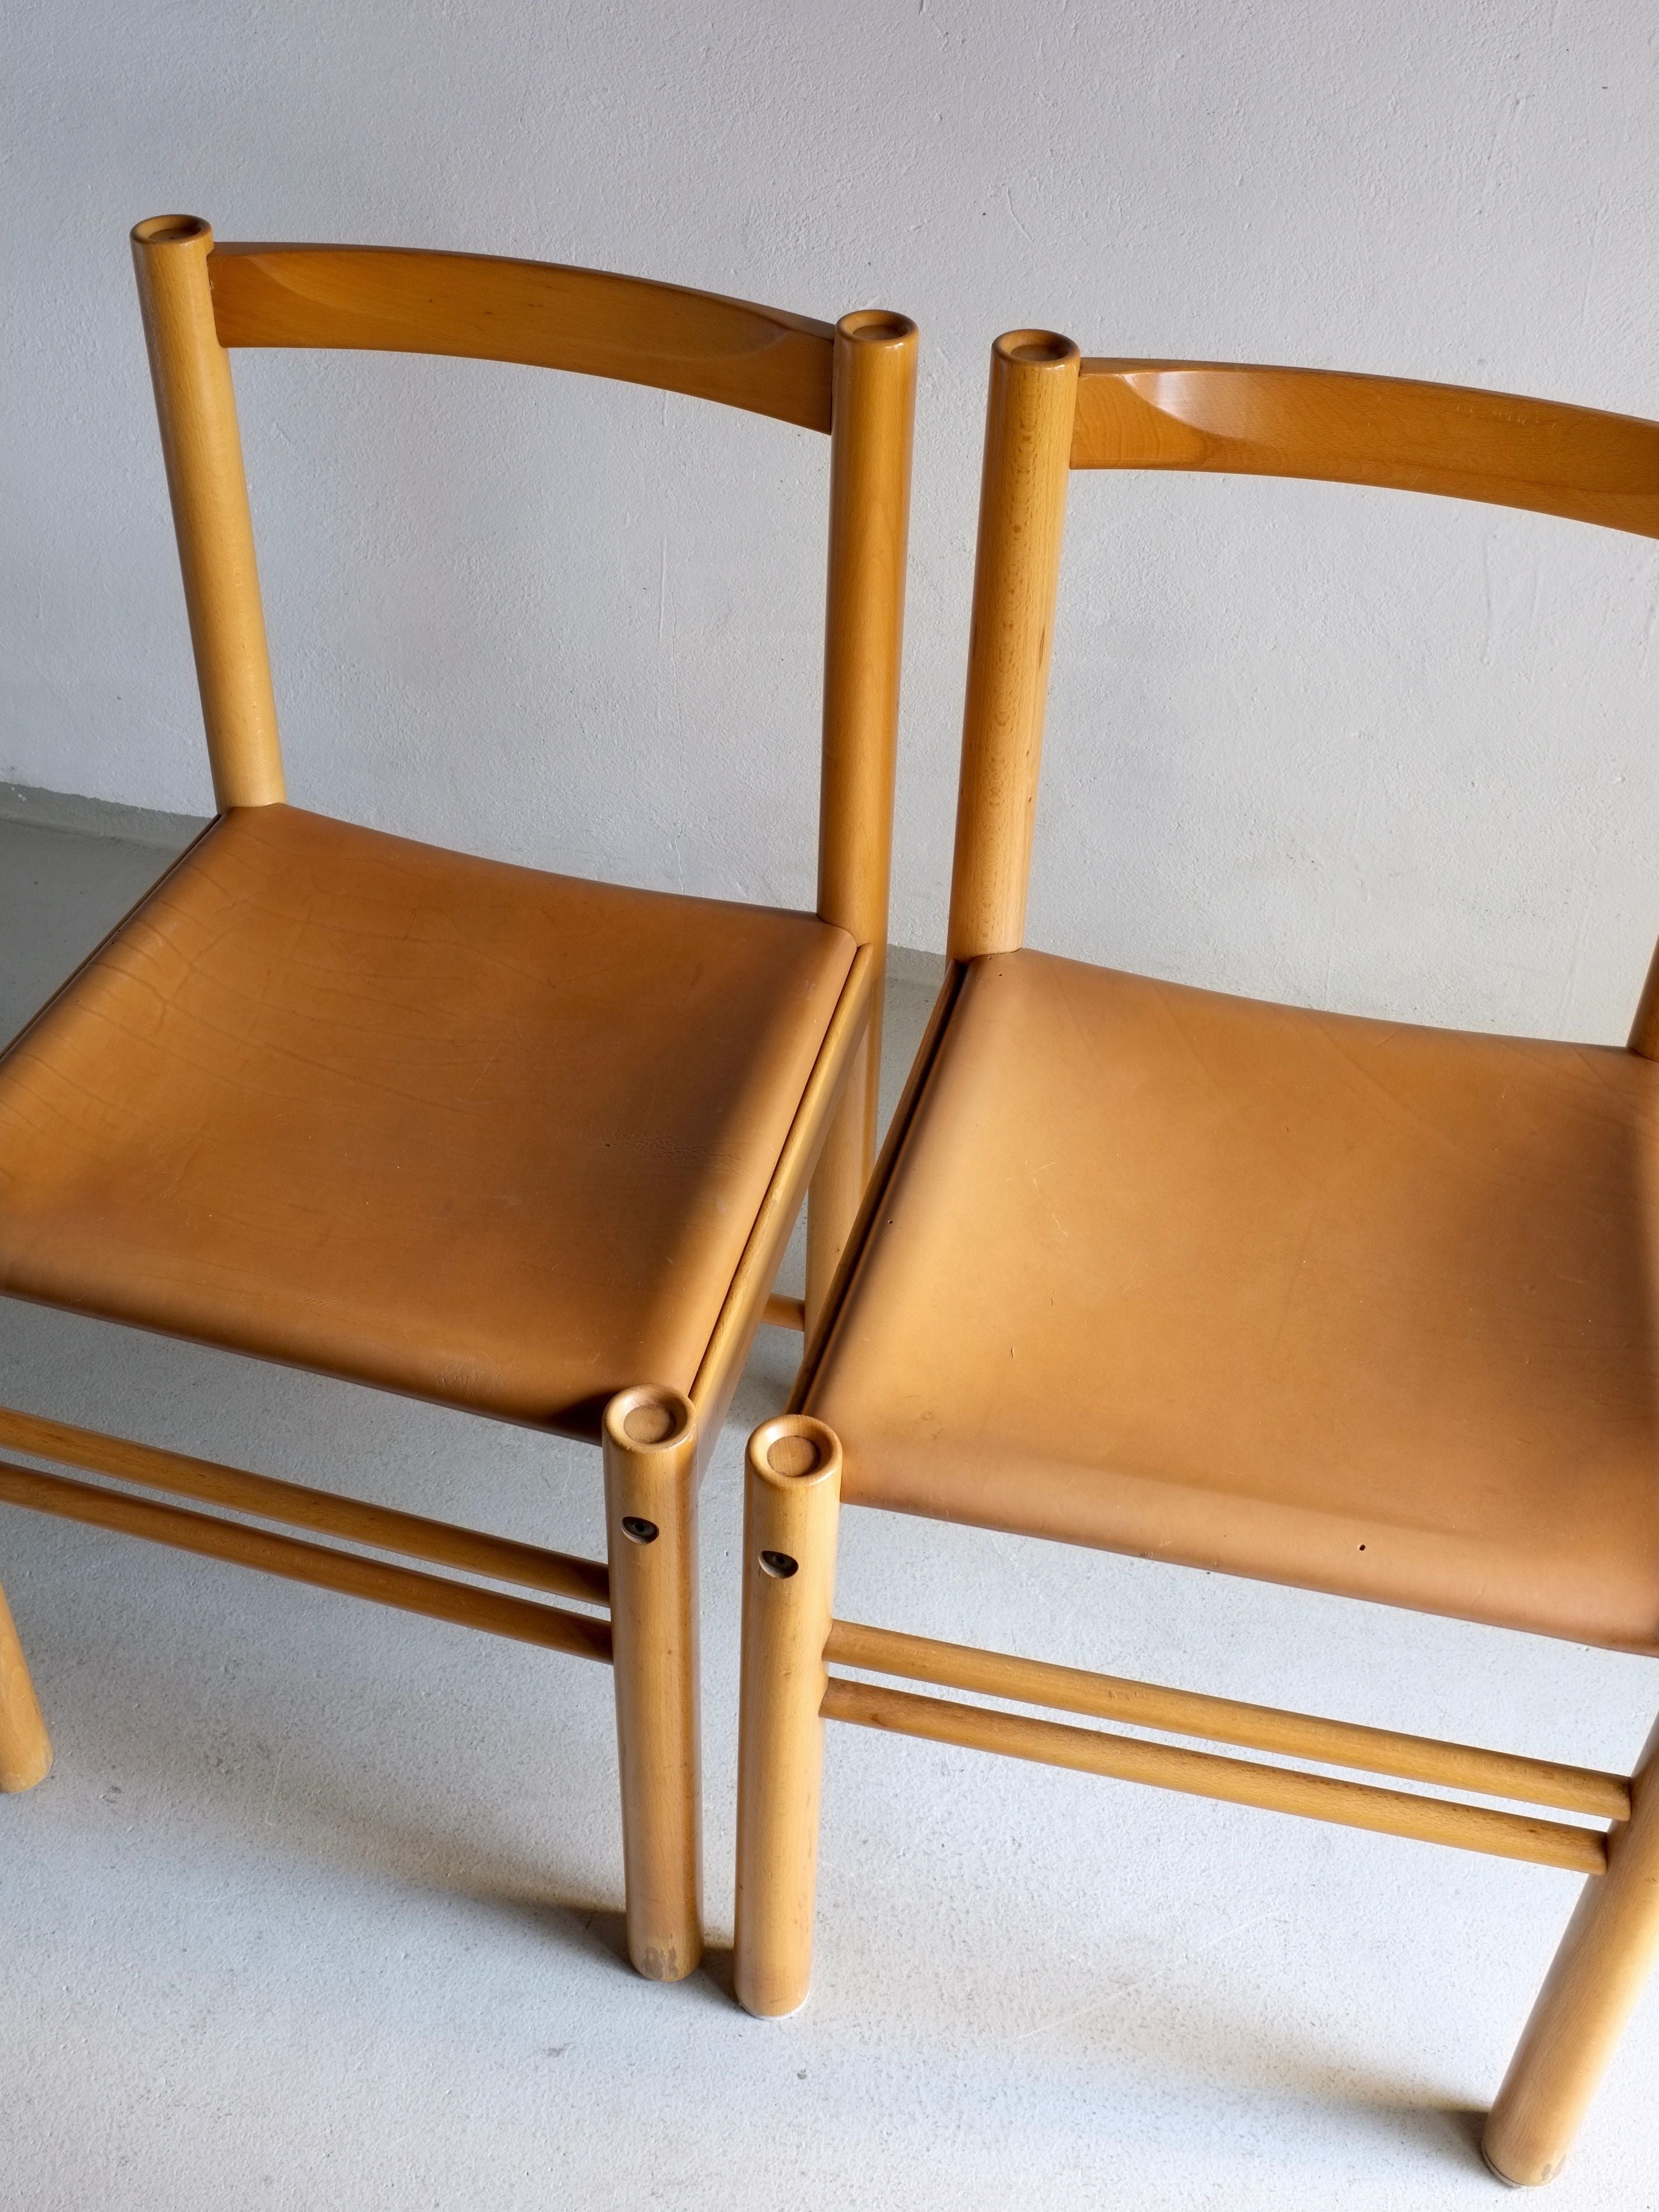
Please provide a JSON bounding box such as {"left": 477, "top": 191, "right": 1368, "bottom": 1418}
{"left": 1, "top": 798, "right": 1656, "bottom": 2210}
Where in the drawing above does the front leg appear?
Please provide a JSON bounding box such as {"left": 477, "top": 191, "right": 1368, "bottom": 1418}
{"left": 602, "top": 1387, "right": 701, "bottom": 1981}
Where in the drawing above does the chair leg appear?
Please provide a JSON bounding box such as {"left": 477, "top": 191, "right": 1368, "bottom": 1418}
{"left": 0, "top": 1573, "right": 52, "bottom": 1793}
{"left": 804, "top": 1024, "right": 878, "bottom": 1338}
{"left": 1484, "top": 1714, "right": 1659, "bottom": 2185}
{"left": 734, "top": 1415, "right": 842, "bottom": 2017}
{"left": 602, "top": 1388, "right": 701, "bottom": 1982}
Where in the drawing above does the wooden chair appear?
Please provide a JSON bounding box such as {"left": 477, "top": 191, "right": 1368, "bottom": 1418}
{"left": 733, "top": 333, "right": 1659, "bottom": 2182}
{"left": 0, "top": 215, "right": 915, "bottom": 1985}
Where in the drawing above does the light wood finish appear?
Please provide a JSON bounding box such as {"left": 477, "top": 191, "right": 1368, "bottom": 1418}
{"left": 130, "top": 219, "right": 283, "bottom": 810}
{"left": 945, "top": 333, "right": 1079, "bottom": 962}
{"left": 734, "top": 1416, "right": 842, "bottom": 2017}
{"left": 824, "top": 1620, "right": 1630, "bottom": 1820}
{"left": 0, "top": 1575, "right": 52, "bottom": 1793}
{"left": 0, "top": 1402, "right": 609, "bottom": 1607}
{"left": 603, "top": 1387, "right": 702, "bottom": 1982}
{"left": 207, "top": 243, "right": 837, "bottom": 431}
{"left": 688, "top": 948, "right": 876, "bottom": 1446}
{"left": 763, "top": 1293, "right": 806, "bottom": 1333}
{"left": 805, "top": 312, "right": 919, "bottom": 1330}
{"left": 0, "top": 214, "right": 915, "bottom": 1981}
{"left": 751, "top": 330, "right": 1659, "bottom": 2161}
{"left": 809, "top": 951, "right": 1659, "bottom": 1652}
{"left": 1069, "top": 361, "right": 1659, "bottom": 538}
{"left": 0, "top": 1460, "right": 613, "bottom": 1663}
{"left": 821, "top": 1680, "right": 1608, "bottom": 1877}
{"left": 0, "top": 804, "right": 855, "bottom": 1437}
{"left": 1484, "top": 1713, "right": 1659, "bottom": 2184}
{"left": 806, "top": 311, "right": 920, "bottom": 947}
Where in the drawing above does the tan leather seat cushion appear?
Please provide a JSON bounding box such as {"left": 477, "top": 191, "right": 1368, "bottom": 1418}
{"left": 0, "top": 805, "right": 853, "bottom": 1434}
{"left": 810, "top": 950, "right": 1659, "bottom": 1652}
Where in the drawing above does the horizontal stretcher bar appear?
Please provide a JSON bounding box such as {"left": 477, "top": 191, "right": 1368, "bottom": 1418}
{"left": 0, "top": 1462, "right": 614, "bottom": 1666}
{"left": 0, "top": 1403, "right": 609, "bottom": 1608}
{"left": 761, "top": 1293, "right": 807, "bottom": 1332}
{"left": 823, "top": 1618, "right": 1630, "bottom": 1821}
{"left": 821, "top": 1678, "right": 1608, "bottom": 1876}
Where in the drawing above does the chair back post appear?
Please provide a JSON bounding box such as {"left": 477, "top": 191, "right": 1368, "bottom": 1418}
{"left": 816, "top": 311, "right": 919, "bottom": 957}
{"left": 130, "top": 218, "right": 284, "bottom": 812}
{"left": 806, "top": 311, "right": 918, "bottom": 1292}
{"left": 946, "top": 331, "right": 1079, "bottom": 962}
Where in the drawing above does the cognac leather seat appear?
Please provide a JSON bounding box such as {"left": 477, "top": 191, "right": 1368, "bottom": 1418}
{"left": 0, "top": 803, "right": 854, "bottom": 1435}
{"left": 809, "top": 949, "right": 1659, "bottom": 1653}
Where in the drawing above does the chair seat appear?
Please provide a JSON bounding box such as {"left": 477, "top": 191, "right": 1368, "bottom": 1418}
{"left": 0, "top": 805, "right": 854, "bottom": 1434}
{"left": 808, "top": 950, "right": 1659, "bottom": 1653}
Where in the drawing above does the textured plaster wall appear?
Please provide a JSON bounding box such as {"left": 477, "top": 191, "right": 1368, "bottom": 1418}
{"left": 6, "top": 2, "right": 1659, "bottom": 1038}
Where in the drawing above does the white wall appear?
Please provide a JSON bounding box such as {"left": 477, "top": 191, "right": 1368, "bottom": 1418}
{"left": 6, "top": 1, "right": 1659, "bottom": 1039}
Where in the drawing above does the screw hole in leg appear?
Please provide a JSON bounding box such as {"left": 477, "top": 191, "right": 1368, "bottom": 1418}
{"left": 622, "top": 1516, "right": 659, "bottom": 1545}
{"left": 759, "top": 1550, "right": 799, "bottom": 1579}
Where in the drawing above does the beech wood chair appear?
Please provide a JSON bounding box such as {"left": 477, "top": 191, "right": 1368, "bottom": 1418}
{"left": 0, "top": 215, "right": 916, "bottom": 1985}
{"left": 733, "top": 332, "right": 1659, "bottom": 2182}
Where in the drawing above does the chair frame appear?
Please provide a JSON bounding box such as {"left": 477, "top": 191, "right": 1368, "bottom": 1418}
{"left": 0, "top": 215, "right": 916, "bottom": 1987}
{"left": 733, "top": 332, "right": 1659, "bottom": 2183}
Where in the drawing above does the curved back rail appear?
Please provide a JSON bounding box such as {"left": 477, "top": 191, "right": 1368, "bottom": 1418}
{"left": 948, "top": 334, "right": 1659, "bottom": 1054}
{"left": 1070, "top": 361, "right": 1659, "bottom": 538}
{"left": 207, "top": 242, "right": 837, "bottom": 432}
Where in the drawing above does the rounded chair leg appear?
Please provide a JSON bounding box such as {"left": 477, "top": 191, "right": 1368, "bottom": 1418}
{"left": 602, "top": 1387, "right": 701, "bottom": 1982}
{"left": 1484, "top": 1714, "right": 1659, "bottom": 2185}
{"left": 733, "top": 1414, "right": 842, "bottom": 2018}
{"left": 0, "top": 1576, "right": 52, "bottom": 1793}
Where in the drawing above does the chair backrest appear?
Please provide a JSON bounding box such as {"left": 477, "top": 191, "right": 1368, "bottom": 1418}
{"left": 129, "top": 216, "right": 917, "bottom": 957}
{"left": 945, "top": 330, "right": 1659, "bottom": 1048}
